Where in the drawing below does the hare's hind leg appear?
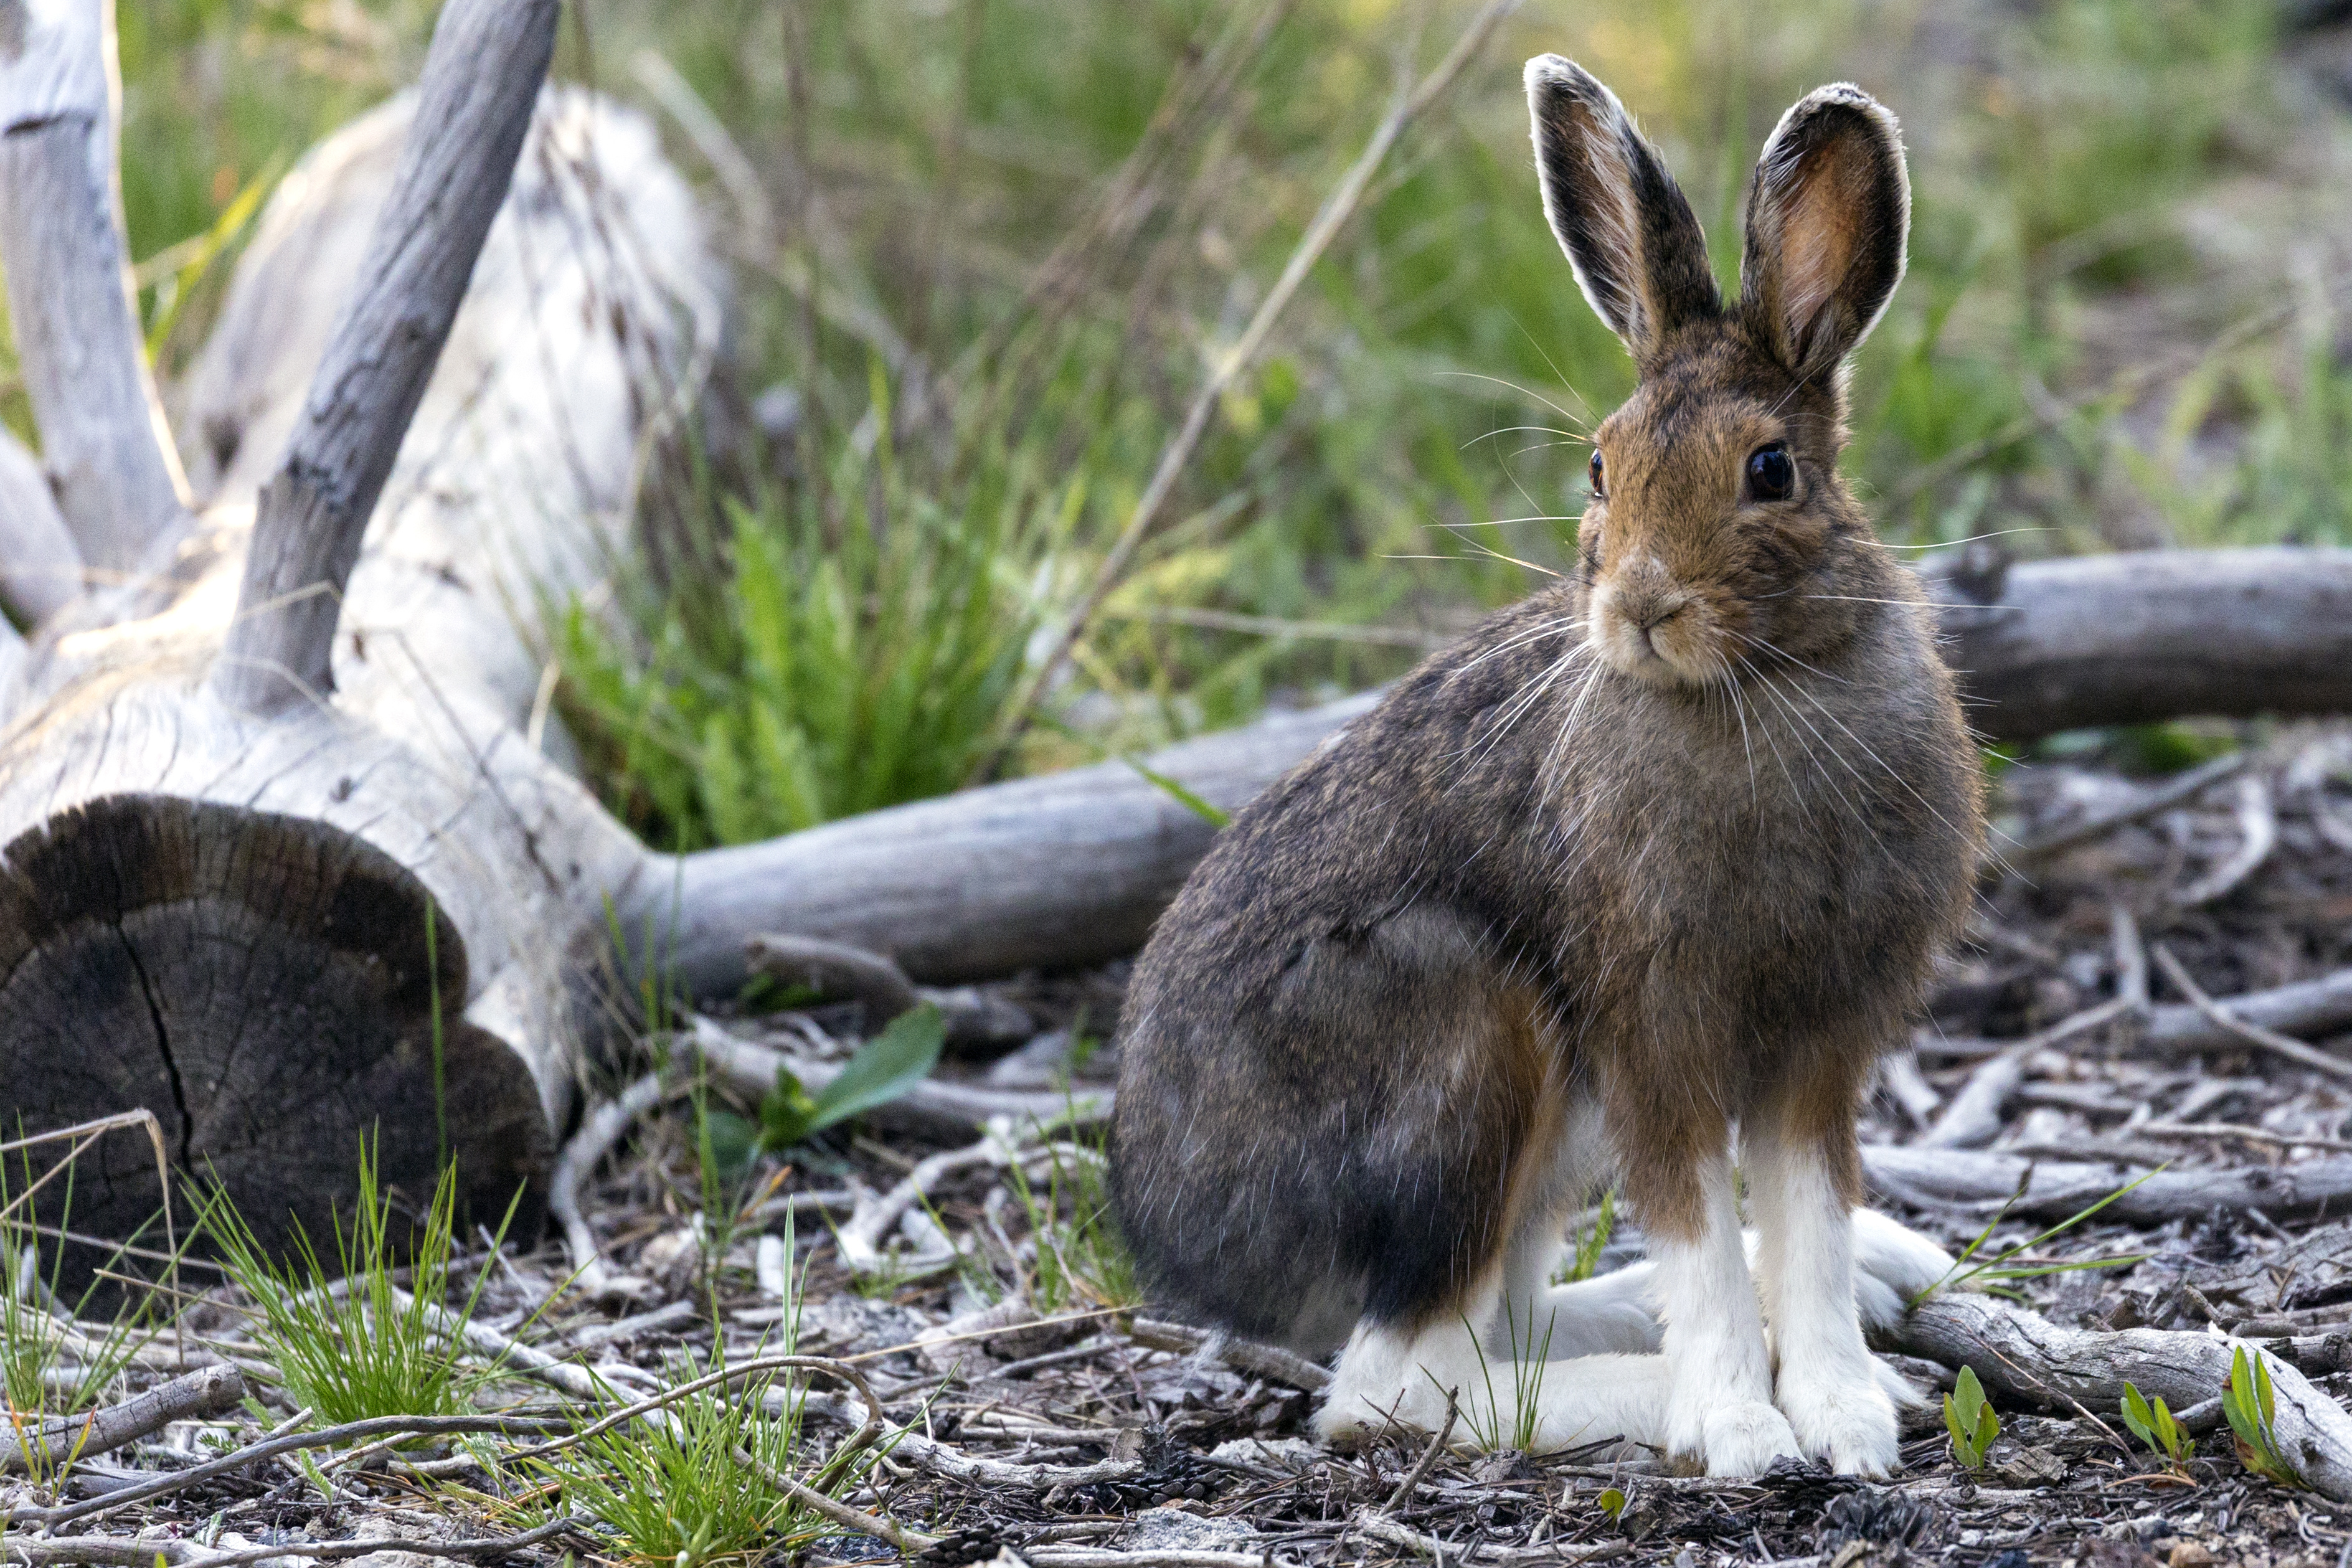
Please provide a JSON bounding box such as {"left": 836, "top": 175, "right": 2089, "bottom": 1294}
{"left": 1744, "top": 1097, "right": 1900, "bottom": 1476}
{"left": 1316, "top": 1273, "right": 1671, "bottom": 1457}
{"left": 1493, "top": 1097, "right": 1660, "bottom": 1358}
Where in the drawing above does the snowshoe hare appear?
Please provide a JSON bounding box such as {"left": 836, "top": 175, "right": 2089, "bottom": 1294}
{"left": 1110, "top": 57, "right": 1983, "bottom": 1478}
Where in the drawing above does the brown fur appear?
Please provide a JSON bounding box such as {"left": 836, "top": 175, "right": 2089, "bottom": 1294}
{"left": 1109, "top": 61, "right": 1981, "bottom": 1354}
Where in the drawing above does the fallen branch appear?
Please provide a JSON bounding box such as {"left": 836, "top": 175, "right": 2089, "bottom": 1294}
{"left": 1889, "top": 1291, "right": 2352, "bottom": 1501}
{"left": 1917, "top": 998, "right": 2135, "bottom": 1150}
{"left": 745, "top": 933, "right": 919, "bottom": 1024}
{"left": 2151, "top": 947, "right": 2352, "bottom": 1086}
{"left": 835, "top": 1138, "right": 1006, "bottom": 1279}
{"left": 687, "top": 1016, "right": 1110, "bottom": 1136}
{"left": 1350, "top": 1511, "right": 1625, "bottom": 1565}
{"left": 1125, "top": 1317, "right": 1333, "bottom": 1393}
{"left": 2173, "top": 773, "right": 2277, "bottom": 907}
{"left": 549, "top": 1072, "right": 671, "bottom": 1301}
{"left": 1, "top": 1366, "right": 244, "bottom": 1476}
{"left": 2016, "top": 752, "right": 2249, "bottom": 862}
{"left": 4, "top": 1412, "right": 575, "bottom": 1529}
{"left": 1864, "top": 1145, "right": 2352, "bottom": 1224}
{"left": 0, "top": 1516, "right": 593, "bottom": 1568}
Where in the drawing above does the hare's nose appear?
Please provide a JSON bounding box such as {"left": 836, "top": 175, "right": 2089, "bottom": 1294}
{"left": 1628, "top": 599, "right": 1684, "bottom": 634}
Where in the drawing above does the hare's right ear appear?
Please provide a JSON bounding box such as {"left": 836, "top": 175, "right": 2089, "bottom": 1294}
{"left": 1525, "top": 55, "right": 1719, "bottom": 363}
{"left": 1739, "top": 85, "right": 1909, "bottom": 380}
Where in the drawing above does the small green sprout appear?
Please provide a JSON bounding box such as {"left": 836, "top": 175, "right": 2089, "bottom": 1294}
{"left": 1552, "top": 1192, "right": 1617, "bottom": 1287}
{"left": 1596, "top": 1486, "right": 1627, "bottom": 1523}
{"left": 2120, "top": 1381, "right": 2189, "bottom": 1473}
{"left": 1943, "top": 1364, "right": 1999, "bottom": 1470}
{"left": 2223, "top": 1344, "right": 2307, "bottom": 1490}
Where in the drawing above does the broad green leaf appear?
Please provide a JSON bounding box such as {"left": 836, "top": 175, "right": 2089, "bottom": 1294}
{"left": 806, "top": 1003, "right": 947, "bottom": 1132}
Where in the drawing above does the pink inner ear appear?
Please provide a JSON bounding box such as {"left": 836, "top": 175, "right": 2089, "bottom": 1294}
{"left": 1775, "top": 149, "right": 1868, "bottom": 349}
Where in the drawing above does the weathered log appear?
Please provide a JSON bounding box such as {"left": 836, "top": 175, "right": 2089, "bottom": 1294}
{"left": 1888, "top": 1291, "right": 2352, "bottom": 1500}
{"left": 1927, "top": 545, "right": 2352, "bottom": 740}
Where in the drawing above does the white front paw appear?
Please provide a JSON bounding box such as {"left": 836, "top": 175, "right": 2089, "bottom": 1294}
{"left": 1668, "top": 1398, "right": 1802, "bottom": 1477}
{"left": 1705, "top": 1400, "right": 1804, "bottom": 1477}
{"left": 1777, "top": 1372, "right": 1901, "bottom": 1477}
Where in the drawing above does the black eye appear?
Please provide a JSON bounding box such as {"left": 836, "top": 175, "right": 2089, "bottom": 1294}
{"left": 1588, "top": 450, "right": 1605, "bottom": 498}
{"left": 1747, "top": 443, "right": 1795, "bottom": 502}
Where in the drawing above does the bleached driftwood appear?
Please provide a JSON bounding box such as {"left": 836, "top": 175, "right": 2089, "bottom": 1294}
{"left": 0, "top": 0, "right": 190, "bottom": 575}
{"left": 0, "top": 0, "right": 701, "bottom": 1254}
{"left": 1889, "top": 1290, "right": 2352, "bottom": 1501}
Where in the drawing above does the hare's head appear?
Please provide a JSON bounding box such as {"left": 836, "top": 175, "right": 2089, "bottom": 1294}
{"left": 1526, "top": 57, "right": 1908, "bottom": 688}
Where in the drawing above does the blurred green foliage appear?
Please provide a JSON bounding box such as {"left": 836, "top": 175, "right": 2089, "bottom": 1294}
{"left": 9, "top": 0, "right": 2336, "bottom": 839}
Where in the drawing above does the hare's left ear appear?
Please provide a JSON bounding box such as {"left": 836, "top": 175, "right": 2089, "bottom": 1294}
{"left": 1740, "top": 84, "right": 1908, "bottom": 380}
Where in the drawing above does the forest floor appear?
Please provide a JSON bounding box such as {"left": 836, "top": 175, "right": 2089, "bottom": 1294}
{"left": 10, "top": 724, "right": 2352, "bottom": 1568}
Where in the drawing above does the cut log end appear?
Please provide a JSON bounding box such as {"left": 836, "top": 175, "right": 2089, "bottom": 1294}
{"left": 0, "top": 796, "right": 549, "bottom": 1273}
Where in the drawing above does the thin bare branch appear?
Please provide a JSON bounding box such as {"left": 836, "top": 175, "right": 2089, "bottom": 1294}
{"left": 0, "top": 0, "right": 192, "bottom": 574}
{"left": 211, "top": 0, "right": 559, "bottom": 712}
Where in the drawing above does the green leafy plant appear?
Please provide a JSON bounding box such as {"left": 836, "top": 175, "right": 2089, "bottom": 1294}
{"left": 1596, "top": 1485, "right": 1628, "bottom": 1523}
{"left": 1552, "top": 1192, "right": 1617, "bottom": 1287}
{"left": 2223, "top": 1344, "right": 2306, "bottom": 1490}
{"left": 2120, "top": 1380, "right": 2191, "bottom": 1474}
{"left": 203, "top": 1141, "right": 518, "bottom": 1427}
{"left": 1911, "top": 1167, "right": 2160, "bottom": 1305}
{"left": 1944, "top": 1365, "right": 2000, "bottom": 1471}
{"left": 758, "top": 1003, "right": 947, "bottom": 1151}
{"left": 556, "top": 369, "right": 1078, "bottom": 852}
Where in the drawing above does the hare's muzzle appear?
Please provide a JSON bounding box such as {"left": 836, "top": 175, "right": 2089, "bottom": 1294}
{"left": 1590, "top": 554, "right": 1719, "bottom": 686}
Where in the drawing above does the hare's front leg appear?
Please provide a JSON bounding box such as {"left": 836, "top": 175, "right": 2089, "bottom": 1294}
{"left": 1638, "top": 1144, "right": 1802, "bottom": 1475}
{"left": 1744, "top": 1100, "right": 1901, "bottom": 1476}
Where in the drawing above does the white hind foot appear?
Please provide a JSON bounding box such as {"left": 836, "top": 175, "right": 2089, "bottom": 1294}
{"left": 1317, "top": 1303, "right": 1671, "bottom": 1457}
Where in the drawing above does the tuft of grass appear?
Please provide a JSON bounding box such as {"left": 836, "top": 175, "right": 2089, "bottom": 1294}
{"left": 1006, "top": 1133, "right": 1136, "bottom": 1315}
{"left": 1552, "top": 1192, "right": 1618, "bottom": 1287}
{"left": 203, "top": 1141, "right": 515, "bottom": 1428}
{"left": 547, "top": 1349, "right": 828, "bottom": 1568}
{"left": 1451, "top": 1300, "right": 1557, "bottom": 1453}
{"left": 1, "top": 1158, "right": 155, "bottom": 1476}
{"left": 1909, "top": 1167, "right": 2157, "bottom": 1306}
